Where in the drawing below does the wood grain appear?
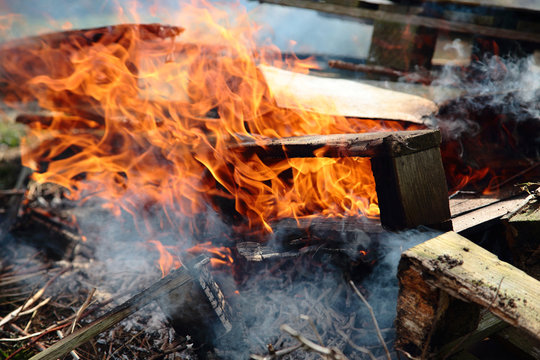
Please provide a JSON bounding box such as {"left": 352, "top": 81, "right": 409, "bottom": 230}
{"left": 230, "top": 130, "right": 440, "bottom": 159}
{"left": 396, "top": 231, "right": 540, "bottom": 359}
{"left": 260, "top": 65, "right": 438, "bottom": 124}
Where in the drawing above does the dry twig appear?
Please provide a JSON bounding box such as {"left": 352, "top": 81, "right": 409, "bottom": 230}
{"left": 336, "top": 329, "right": 377, "bottom": 360}
{"left": 250, "top": 344, "right": 303, "bottom": 360}
{"left": 68, "top": 288, "right": 96, "bottom": 335}
{"left": 349, "top": 280, "right": 391, "bottom": 360}
{"left": 280, "top": 324, "right": 348, "bottom": 360}
{"left": 0, "top": 267, "right": 68, "bottom": 328}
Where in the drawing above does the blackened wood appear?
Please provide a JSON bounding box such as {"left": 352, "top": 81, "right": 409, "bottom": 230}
{"left": 158, "top": 257, "right": 234, "bottom": 347}
{"left": 396, "top": 231, "right": 540, "bottom": 359}
{"left": 271, "top": 216, "right": 382, "bottom": 236}
{"left": 230, "top": 130, "right": 440, "bottom": 160}
{"left": 371, "top": 145, "right": 451, "bottom": 231}
{"left": 29, "top": 267, "right": 194, "bottom": 360}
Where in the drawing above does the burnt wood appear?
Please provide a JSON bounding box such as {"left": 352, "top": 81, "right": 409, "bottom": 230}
{"left": 396, "top": 231, "right": 540, "bottom": 359}
{"left": 157, "top": 257, "right": 234, "bottom": 347}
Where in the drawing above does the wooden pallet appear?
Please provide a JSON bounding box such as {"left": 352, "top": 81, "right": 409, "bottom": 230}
{"left": 395, "top": 231, "right": 540, "bottom": 359}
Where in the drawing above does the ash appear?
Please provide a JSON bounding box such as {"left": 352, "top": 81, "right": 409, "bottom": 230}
{"left": 213, "top": 229, "right": 441, "bottom": 359}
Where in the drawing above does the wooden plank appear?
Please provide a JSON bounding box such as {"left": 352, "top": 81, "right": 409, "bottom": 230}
{"left": 230, "top": 130, "right": 440, "bottom": 159}
{"left": 371, "top": 145, "right": 452, "bottom": 230}
{"left": 29, "top": 267, "right": 194, "bottom": 360}
{"left": 452, "top": 195, "right": 530, "bottom": 233}
{"left": 259, "top": 0, "right": 540, "bottom": 43}
{"left": 260, "top": 65, "right": 438, "bottom": 124}
{"left": 396, "top": 231, "right": 540, "bottom": 359}
{"left": 502, "top": 190, "right": 540, "bottom": 280}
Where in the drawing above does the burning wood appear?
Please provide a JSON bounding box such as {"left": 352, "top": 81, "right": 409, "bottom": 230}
{"left": 0, "top": 0, "right": 538, "bottom": 356}
{"left": 230, "top": 130, "right": 438, "bottom": 159}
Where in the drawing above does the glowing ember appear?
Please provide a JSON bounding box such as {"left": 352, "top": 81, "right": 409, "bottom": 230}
{"left": 0, "top": 1, "right": 413, "bottom": 274}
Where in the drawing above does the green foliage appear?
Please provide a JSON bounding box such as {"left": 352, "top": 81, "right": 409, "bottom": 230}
{"left": 0, "top": 122, "right": 25, "bottom": 148}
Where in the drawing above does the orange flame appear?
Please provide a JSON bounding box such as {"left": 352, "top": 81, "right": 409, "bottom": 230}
{"left": 0, "top": 1, "right": 413, "bottom": 274}
{"left": 187, "top": 241, "right": 234, "bottom": 267}
{"left": 148, "top": 240, "right": 182, "bottom": 276}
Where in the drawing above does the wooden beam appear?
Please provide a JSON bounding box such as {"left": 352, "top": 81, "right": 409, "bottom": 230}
{"left": 29, "top": 267, "right": 194, "bottom": 360}
{"left": 396, "top": 231, "right": 540, "bottom": 359}
{"left": 259, "top": 0, "right": 540, "bottom": 43}
{"left": 230, "top": 130, "right": 440, "bottom": 159}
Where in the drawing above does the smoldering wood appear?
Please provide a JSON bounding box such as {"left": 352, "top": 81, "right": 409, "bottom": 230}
{"left": 28, "top": 265, "right": 194, "bottom": 360}
{"left": 16, "top": 208, "right": 84, "bottom": 261}
{"left": 157, "top": 257, "right": 235, "bottom": 349}
{"left": 368, "top": 18, "right": 437, "bottom": 72}
{"left": 395, "top": 231, "right": 540, "bottom": 359}
{"left": 236, "top": 216, "right": 380, "bottom": 262}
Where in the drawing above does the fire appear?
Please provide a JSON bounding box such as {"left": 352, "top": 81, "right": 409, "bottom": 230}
{"left": 0, "top": 1, "right": 411, "bottom": 274}
{"left": 187, "top": 241, "right": 234, "bottom": 266}
{"left": 148, "top": 240, "right": 182, "bottom": 276}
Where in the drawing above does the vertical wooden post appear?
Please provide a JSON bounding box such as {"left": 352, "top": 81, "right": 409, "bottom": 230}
{"left": 370, "top": 130, "right": 452, "bottom": 231}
